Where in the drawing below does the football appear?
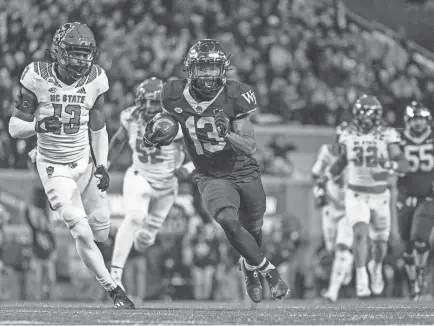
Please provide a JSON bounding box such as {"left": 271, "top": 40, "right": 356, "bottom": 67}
{"left": 148, "top": 112, "right": 179, "bottom": 146}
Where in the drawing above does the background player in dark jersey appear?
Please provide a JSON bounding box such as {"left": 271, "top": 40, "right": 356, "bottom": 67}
{"left": 398, "top": 101, "right": 434, "bottom": 300}
{"left": 143, "top": 39, "right": 289, "bottom": 303}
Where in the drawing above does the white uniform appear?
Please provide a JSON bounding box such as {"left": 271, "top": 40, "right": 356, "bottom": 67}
{"left": 312, "top": 144, "right": 353, "bottom": 251}
{"left": 339, "top": 124, "right": 400, "bottom": 241}
{"left": 120, "top": 106, "right": 184, "bottom": 240}
{"left": 21, "top": 62, "right": 110, "bottom": 234}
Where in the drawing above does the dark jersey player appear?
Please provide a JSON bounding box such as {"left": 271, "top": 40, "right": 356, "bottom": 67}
{"left": 143, "top": 39, "right": 289, "bottom": 303}
{"left": 398, "top": 101, "right": 434, "bottom": 300}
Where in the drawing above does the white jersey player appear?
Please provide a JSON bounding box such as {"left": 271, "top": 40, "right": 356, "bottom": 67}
{"left": 108, "top": 77, "right": 194, "bottom": 292}
{"left": 8, "top": 22, "right": 134, "bottom": 308}
{"left": 323, "top": 95, "right": 410, "bottom": 298}
{"left": 312, "top": 141, "right": 353, "bottom": 303}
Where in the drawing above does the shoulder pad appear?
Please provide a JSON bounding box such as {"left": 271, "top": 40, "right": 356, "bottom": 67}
{"left": 120, "top": 106, "right": 137, "bottom": 130}
{"left": 164, "top": 79, "right": 188, "bottom": 100}
{"left": 76, "top": 65, "right": 109, "bottom": 96}
{"left": 20, "top": 62, "right": 59, "bottom": 94}
{"left": 226, "top": 80, "right": 257, "bottom": 119}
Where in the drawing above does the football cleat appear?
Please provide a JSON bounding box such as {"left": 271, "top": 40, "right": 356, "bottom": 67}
{"left": 108, "top": 286, "right": 135, "bottom": 309}
{"left": 261, "top": 268, "right": 289, "bottom": 300}
{"left": 239, "top": 258, "right": 263, "bottom": 303}
{"left": 409, "top": 279, "right": 421, "bottom": 301}
{"left": 322, "top": 289, "right": 338, "bottom": 303}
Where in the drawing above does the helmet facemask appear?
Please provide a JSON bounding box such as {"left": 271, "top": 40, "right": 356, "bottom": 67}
{"left": 189, "top": 62, "right": 225, "bottom": 96}
{"left": 57, "top": 43, "right": 96, "bottom": 81}
{"left": 354, "top": 106, "right": 382, "bottom": 132}
{"left": 136, "top": 98, "right": 162, "bottom": 123}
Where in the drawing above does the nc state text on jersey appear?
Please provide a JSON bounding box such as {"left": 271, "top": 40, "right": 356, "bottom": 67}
{"left": 50, "top": 94, "right": 85, "bottom": 104}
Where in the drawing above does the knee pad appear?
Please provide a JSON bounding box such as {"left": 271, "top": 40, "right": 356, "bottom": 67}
{"left": 59, "top": 204, "right": 87, "bottom": 230}
{"left": 413, "top": 240, "right": 430, "bottom": 254}
{"left": 70, "top": 218, "right": 94, "bottom": 241}
{"left": 134, "top": 228, "right": 157, "bottom": 253}
{"left": 87, "top": 207, "right": 111, "bottom": 242}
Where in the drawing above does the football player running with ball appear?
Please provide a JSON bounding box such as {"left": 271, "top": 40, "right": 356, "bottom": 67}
{"left": 143, "top": 39, "right": 289, "bottom": 303}
{"left": 312, "top": 131, "right": 354, "bottom": 303}
{"left": 8, "top": 22, "right": 134, "bottom": 308}
{"left": 321, "top": 95, "right": 410, "bottom": 298}
{"left": 398, "top": 102, "right": 434, "bottom": 300}
{"left": 108, "top": 77, "right": 193, "bottom": 292}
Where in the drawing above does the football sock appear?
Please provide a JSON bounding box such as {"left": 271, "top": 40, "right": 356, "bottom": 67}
{"left": 244, "top": 257, "right": 268, "bottom": 271}
{"left": 328, "top": 250, "right": 353, "bottom": 296}
{"left": 111, "top": 217, "right": 138, "bottom": 280}
{"left": 110, "top": 266, "right": 124, "bottom": 287}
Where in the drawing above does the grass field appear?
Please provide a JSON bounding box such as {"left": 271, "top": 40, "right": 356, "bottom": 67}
{"left": 0, "top": 299, "right": 434, "bottom": 325}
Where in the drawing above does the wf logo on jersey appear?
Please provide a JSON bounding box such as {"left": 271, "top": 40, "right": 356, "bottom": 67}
{"left": 241, "top": 90, "right": 257, "bottom": 105}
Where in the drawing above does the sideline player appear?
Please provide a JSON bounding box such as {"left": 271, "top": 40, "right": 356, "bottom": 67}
{"left": 322, "top": 95, "right": 409, "bottom": 297}
{"left": 143, "top": 39, "right": 289, "bottom": 303}
{"left": 312, "top": 137, "right": 353, "bottom": 303}
{"left": 108, "top": 77, "right": 193, "bottom": 291}
{"left": 398, "top": 102, "right": 434, "bottom": 300}
{"left": 8, "top": 22, "right": 134, "bottom": 308}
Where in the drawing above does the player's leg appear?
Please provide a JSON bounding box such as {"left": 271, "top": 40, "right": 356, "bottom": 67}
{"left": 410, "top": 199, "right": 434, "bottom": 295}
{"left": 324, "top": 213, "right": 354, "bottom": 303}
{"left": 238, "top": 177, "right": 290, "bottom": 300}
{"left": 397, "top": 197, "right": 418, "bottom": 299}
{"left": 195, "top": 174, "right": 266, "bottom": 303}
{"left": 109, "top": 168, "right": 151, "bottom": 290}
{"left": 345, "top": 189, "right": 371, "bottom": 297}
{"left": 77, "top": 161, "right": 134, "bottom": 308}
{"left": 367, "top": 191, "right": 392, "bottom": 296}
{"left": 36, "top": 158, "right": 132, "bottom": 307}
{"left": 133, "top": 184, "right": 177, "bottom": 253}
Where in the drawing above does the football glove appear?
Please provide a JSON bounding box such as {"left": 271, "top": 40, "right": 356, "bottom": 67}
{"left": 35, "top": 116, "right": 62, "bottom": 133}
{"left": 214, "top": 109, "right": 230, "bottom": 137}
{"left": 94, "top": 165, "right": 110, "bottom": 191}
{"left": 143, "top": 120, "right": 172, "bottom": 148}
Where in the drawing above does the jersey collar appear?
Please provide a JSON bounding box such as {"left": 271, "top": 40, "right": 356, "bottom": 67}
{"left": 403, "top": 128, "right": 432, "bottom": 144}
{"left": 183, "top": 84, "right": 224, "bottom": 114}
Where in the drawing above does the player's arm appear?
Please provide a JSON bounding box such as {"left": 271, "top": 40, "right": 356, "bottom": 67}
{"left": 325, "top": 144, "right": 348, "bottom": 181}
{"left": 107, "top": 125, "right": 128, "bottom": 170}
{"left": 311, "top": 146, "right": 329, "bottom": 182}
{"left": 9, "top": 87, "right": 38, "bottom": 138}
{"left": 386, "top": 143, "right": 411, "bottom": 174}
{"left": 89, "top": 95, "right": 110, "bottom": 191}
{"left": 223, "top": 116, "right": 256, "bottom": 156}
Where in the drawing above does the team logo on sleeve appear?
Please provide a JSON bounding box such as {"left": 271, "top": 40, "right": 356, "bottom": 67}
{"left": 241, "top": 90, "right": 257, "bottom": 105}
{"left": 174, "top": 107, "right": 183, "bottom": 114}
{"left": 46, "top": 166, "right": 54, "bottom": 178}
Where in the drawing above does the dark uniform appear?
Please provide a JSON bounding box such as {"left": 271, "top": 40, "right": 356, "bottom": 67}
{"left": 162, "top": 79, "right": 266, "bottom": 234}
{"left": 398, "top": 129, "right": 434, "bottom": 245}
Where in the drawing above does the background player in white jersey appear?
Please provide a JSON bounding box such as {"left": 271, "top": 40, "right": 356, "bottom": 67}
{"left": 107, "top": 77, "right": 193, "bottom": 292}
{"left": 312, "top": 133, "right": 354, "bottom": 303}
{"left": 322, "top": 95, "right": 409, "bottom": 298}
{"left": 8, "top": 22, "right": 134, "bottom": 309}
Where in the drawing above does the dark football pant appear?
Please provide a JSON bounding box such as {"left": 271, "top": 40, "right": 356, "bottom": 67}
{"left": 195, "top": 173, "right": 266, "bottom": 265}
{"left": 398, "top": 196, "right": 434, "bottom": 253}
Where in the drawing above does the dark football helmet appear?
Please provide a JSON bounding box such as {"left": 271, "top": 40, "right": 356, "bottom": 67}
{"left": 184, "top": 39, "right": 231, "bottom": 96}
{"left": 51, "top": 22, "right": 97, "bottom": 81}
{"left": 352, "top": 95, "right": 383, "bottom": 132}
{"left": 135, "top": 77, "right": 164, "bottom": 122}
{"left": 404, "top": 101, "right": 432, "bottom": 135}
